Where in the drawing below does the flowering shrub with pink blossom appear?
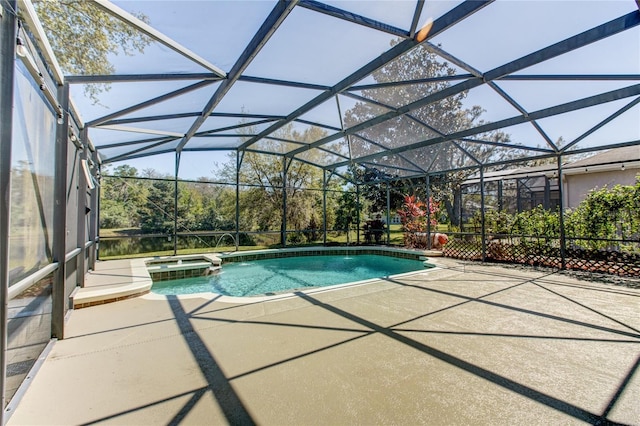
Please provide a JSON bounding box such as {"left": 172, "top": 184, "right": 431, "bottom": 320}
{"left": 397, "top": 194, "right": 440, "bottom": 248}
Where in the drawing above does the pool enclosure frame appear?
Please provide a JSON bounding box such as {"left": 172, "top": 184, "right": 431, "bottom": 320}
{"left": 1, "top": 0, "right": 639, "bottom": 418}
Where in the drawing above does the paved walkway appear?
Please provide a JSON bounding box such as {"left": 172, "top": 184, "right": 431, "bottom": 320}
{"left": 6, "top": 258, "right": 640, "bottom": 425}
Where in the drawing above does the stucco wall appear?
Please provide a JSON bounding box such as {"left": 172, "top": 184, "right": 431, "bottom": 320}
{"left": 564, "top": 169, "right": 639, "bottom": 209}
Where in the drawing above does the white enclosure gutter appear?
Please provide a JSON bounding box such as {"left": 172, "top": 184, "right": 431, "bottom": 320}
{"left": 18, "top": 0, "right": 65, "bottom": 85}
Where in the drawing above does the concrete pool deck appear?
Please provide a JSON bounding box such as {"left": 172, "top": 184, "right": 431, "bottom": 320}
{"left": 6, "top": 257, "right": 640, "bottom": 425}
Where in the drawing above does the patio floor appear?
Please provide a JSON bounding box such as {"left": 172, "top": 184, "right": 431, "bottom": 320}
{"left": 6, "top": 258, "right": 640, "bottom": 425}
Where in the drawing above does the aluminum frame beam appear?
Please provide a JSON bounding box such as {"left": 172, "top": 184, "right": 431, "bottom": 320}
{"left": 104, "top": 138, "right": 178, "bottom": 163}
{"left": 91, "top": 0, "right": 227, "bottom": 78}
{"left": 0, "top": 0, "right": 17, "bottom": 418}
{"left": 291, "top": 11, "right": 640, "bottom": 162}
{"left": 65, "top": 73, "right": 224, "bottom": 84}
{"left": 459, "top": 138, "right": 555, "bottom": 154}
{"left": 101, "top": 112, "right": 202, "bottom": 126}
{"left": 176, "top": 0, "right": 299, "bottom": 152}
{"left": 101, "top": 112, "right": 287, "bottom": 128}
{"left": 333, "top": 84, "right": 640, "bottom": 168}
{"left": 18, "top": 0, "right": 65, "bottom": 84}
{"left": 360, "top": 161, "right": 422, "bottom": 175}
{"left": 287, "top": 76, "right": 484, "bottom": 157}
{"left": 425, "top": 42, "right": 557, "bottom": 151}
{"left": 485, "top": 12, "right": 640, "bottom": 81}
{"left": 237, "top": 0, "right": 494, "bottom": 151}
{"left": 194, "top": 118, "right": 280, "bottom": 137}
{"left": 52, "top": 83, "right": 70, "bottom": 339}
{"left": 87, "top": 80, "right": 217, "bottom": 127}
{"left": 348, "top": 74, "right": 474, "bottom": 91}
{"left": 96, "top": 135, "right": 176, "bottom": 150}
{"left": 499, "top": 74, "right": 640, "bottom": 81}
{"left": 104, "top": 148, "right": 177, "bottom": 164}
{"left": 298, "top": 0, "right": 408, "bottom": 38}
{"left": 561, "top": 96, "right": 640, "bottom": 153}
{"left": 409, "top": 0, "right": 425, "bottom": 38}
{"left": 238, "top": 75, "right": 331, "bottom": 91}
{"left": 96, "top": 125, "right": 184, "bottom": 138}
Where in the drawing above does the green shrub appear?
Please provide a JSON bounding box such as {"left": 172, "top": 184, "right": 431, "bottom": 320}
{"left": 565, "top": 178, "right": 640, "bottom": 250}
{"left": 469, "top": 177, "right": 639, "bottom": 253}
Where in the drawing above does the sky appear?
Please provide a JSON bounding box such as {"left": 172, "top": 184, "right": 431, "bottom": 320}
{"left": 67, "top": 1, "right": 640, "bottom": 180}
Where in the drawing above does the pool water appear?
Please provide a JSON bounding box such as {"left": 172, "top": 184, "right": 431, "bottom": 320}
{"left": 151, "top": 254, "right": 425, "bottom": 297}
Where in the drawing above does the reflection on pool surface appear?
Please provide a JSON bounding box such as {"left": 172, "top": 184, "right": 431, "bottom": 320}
{"left": 151, "top": 254, "right": 427, "bottom": 297}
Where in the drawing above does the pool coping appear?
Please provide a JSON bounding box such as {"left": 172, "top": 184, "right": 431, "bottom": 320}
{"left": 72, "top": 258, "right": 153, "bottom": 309}
{"left": 218, "top": 246, "right": 439, "bottom": 263}
{"left": 142, "top": 267, "right": 438, "bottom": 304}
{"left": 74, "top": 247, "right": 440, "bottom": 308}
{"left": 73, "top": 254, "right": 222, "bottom": 309}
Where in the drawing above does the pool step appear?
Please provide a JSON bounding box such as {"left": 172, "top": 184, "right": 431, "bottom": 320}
{"left": 74, "top": 254, "right": 224, "bottom": 308}
{"left": 206, "top": 266, "right": 222, "bottom": 275}
{"left": 73, "top": 258, "right": 152, "bottom": 309}
{"left": 146, "top": 254, "right": 223, "bottom": 282}
{"left": 146, "top": 261, "right": 213, "bottom": 273}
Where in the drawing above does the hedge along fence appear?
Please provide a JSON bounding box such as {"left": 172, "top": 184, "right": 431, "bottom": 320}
{"left": 442, "top": 178, "right": 640, "bottom": 278}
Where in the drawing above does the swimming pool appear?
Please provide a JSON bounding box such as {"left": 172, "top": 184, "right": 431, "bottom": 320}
{"left": 150, "top": 254, "right": 427, "bottom": 297}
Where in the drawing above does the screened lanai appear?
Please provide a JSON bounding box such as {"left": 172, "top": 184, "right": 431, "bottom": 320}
{"left": 1, "top": 0, "right": 639, "bottom": 420}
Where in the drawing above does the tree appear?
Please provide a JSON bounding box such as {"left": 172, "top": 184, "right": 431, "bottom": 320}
{"left": 190, "top": 178, "right": 236, "bottom": 232}
{"left": 334, "top": 187, "right": 361, "bottom": 244}
{"left": 31, "top": 0, "right": 151, "bottom": 102}
{"left": 343, "top": 40, "right": 514, "bottom": 226}
{"left": 138, "top": 179, "right": 174, "bottom": 234}
{"left": 99, "top": 164, "right": 147, "bottom": 229}
{"left": 100, "top": 166, "right": 176, "bottom": 234}
{"left": 351, "top": 167, "right": 409, "bottom": 215}
{"left": 177, "top": 182, "right": 205, "bottom": 232}
{"left": 219, "top": 123, "right": 328, "bottom": 245}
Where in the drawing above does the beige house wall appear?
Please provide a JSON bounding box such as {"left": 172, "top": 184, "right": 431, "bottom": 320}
{"left": 563, "top": 169, "right": 639, "bottom": 209}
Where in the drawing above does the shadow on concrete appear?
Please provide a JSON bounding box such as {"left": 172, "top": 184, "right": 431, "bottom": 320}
{"left": 293, "top": 290, "right": 607, "bottom": 424}
{"left": 75, "top": 265, "right": 639, "bottom": 425}
{"left": 166, "top": 295, "right": 256, "bottom": 425}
